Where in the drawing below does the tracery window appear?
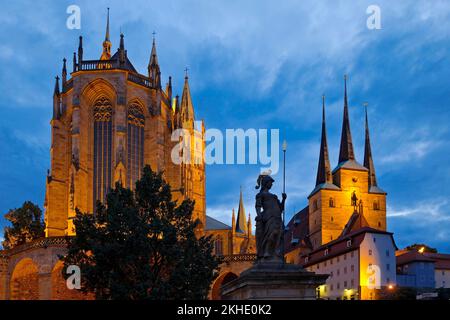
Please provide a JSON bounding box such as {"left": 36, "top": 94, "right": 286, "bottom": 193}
{"left": 214, "top": 236, "right": 223, "bottom": 256}
{"left": 127, "top": 102, "right": 145, "bottom": 189}
{"left": 93, "top": 96, "right": 113, "bottom": 208}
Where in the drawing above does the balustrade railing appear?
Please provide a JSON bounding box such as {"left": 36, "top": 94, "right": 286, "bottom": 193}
{"left": 71, "top": 60, "right": 152, "bottom": 88}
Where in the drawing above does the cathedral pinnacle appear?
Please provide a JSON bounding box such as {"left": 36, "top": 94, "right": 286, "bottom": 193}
{"left": 100, "top": 8, "right": 112, "bottom": 60}
{"left": 236, "top": 187, "right": 248, "bottom": 234}
{"left": 180, "top": 73, "right": 195, "bottom": 125}
{"left": 62, "top": 58, "right": 67, "bottom": 84}
{"left": 78, "top": 36, "right": 83, "bottom": 63}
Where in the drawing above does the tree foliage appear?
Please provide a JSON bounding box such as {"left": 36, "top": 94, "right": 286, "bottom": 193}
{"left": 2, "top": 201, "right": 45, "bottom": 250}
{"left": 63, "top": 165, "right": 220, "bottom": 299}
{"left": 405, "top": 243, "right": 437, "bottom": 253}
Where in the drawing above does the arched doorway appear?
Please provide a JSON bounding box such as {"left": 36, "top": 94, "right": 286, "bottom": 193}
{"left": 211, "top": 272, "right": 238, "bottom": 300}
{"left": 10, "top": 258, "right": 39, "bottom": 300}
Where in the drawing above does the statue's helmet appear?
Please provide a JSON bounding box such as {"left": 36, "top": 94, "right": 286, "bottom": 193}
{"left": 255, "top": 170, "right": 274, "bottom": 189}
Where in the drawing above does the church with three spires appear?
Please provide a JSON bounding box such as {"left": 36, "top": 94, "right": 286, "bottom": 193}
{"left": 284, "top": 76, "right": 398, "bottom": 300}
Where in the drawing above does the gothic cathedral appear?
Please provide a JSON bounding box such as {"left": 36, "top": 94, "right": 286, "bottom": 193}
{"left": 45, "top": 11, "right": 206, "bottom": 237}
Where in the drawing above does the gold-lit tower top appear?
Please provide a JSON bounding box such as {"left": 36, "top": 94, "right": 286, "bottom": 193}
{"left": 100, "top": 8, "right": 111, "bottom": 60}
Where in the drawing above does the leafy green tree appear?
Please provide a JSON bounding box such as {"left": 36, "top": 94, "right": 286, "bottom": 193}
{"left": 62, "top": 165, "right": 220, "bottom": 300}
{"left": 2, "top": 201, "right": 45, "bottom": 249}
{"left": 405, "top": 243, "right": 437, "bottom": 253}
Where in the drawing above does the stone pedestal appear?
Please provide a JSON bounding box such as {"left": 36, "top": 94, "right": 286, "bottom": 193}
{"left": 221, "top": 261, "right": 328, "bottom": 300}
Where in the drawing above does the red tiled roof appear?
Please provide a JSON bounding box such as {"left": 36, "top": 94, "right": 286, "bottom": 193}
{"left": 424, "top": 252, "right": 450, "bottom": 270}
{"left": 301, "top": 227, "right": 395, "bottom": 267}
{"left": 284, "top": 206, "right": 311, "bottom": 253}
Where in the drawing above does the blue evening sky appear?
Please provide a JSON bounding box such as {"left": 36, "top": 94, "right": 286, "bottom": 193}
{"left": 0, "top": 1, "right": 449, "bottom": 251}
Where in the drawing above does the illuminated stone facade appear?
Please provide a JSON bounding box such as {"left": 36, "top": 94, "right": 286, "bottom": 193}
{"left": 45, "top": 31, "right": 205, "bottom": 237}
{"left": 0, "top": 14, "right": 254, "bottom": 300}
{"left": 284, "top": 78, "right": 393, "bottom": 300}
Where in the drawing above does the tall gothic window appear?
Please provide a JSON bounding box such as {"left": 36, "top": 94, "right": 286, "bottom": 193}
{"left": 93, "top": 96, "right": 113, "bottom": 208}
{"left": 214, "top": 236, "right": 223, "bottom": 256}
{"left": 127, "top": 103, "right": 145, "bottom": 189}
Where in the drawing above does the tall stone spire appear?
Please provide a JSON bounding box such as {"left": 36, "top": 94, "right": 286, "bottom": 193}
{"left": 149, "top": 35, "right": 158, "bottom": 66}
{"left": 100, "top": 8, "right": 112, "bottom": 60}
{"left": 105, "top": 7, "right": 110, "bottom": 41}
{"left": 235, "top": 187, "right": 248, "bottom": 234}
{"left": 148, "top": 34, "right": 161, "bottom": 88}
{"left": 338, "top": 75, "right": 355, "bottom": 164}
{"left": 364, "top": 104, "right": 377, "bottom": 188}
{"left": 180, "top": 71, "right": 195, "bottom": 126}
{"left": 315, "top": 95, "right": 332, "bottom": 186}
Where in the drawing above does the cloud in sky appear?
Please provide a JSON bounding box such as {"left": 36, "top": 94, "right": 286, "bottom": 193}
{"left": 0, "top": 0, "right": 450, "bottom": 252}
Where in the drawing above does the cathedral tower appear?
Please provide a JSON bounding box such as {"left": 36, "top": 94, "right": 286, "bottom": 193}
{"left": 44, "top": 12, "right": 206, "bottom": 236}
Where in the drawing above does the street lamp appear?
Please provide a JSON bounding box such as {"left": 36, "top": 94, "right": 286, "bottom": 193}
{"left": 281, "top": 139, "right": 287, "bottom": 265}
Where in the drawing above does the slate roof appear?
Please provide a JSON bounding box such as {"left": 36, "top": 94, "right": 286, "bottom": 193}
{"left": 205, "top": 215, "right": 231, "bottom": 231}
{"left": 110, "top": 50, "right": 138, "bottom": 73}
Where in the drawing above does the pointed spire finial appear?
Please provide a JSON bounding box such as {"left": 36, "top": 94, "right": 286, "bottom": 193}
{"left": 166, "top": 76, "right": 172, "bottom": 101}
{"left": 236, "top": 187, "right": 248, "bottom": 234}
{"left": 180, "top": 71, "right": 195, "bottom": 124}
{"left": 184, "top": 67, "right": 189, "bottom": 79}
{"left": 78, "top": 36, "right": 83, "bottom": 63}
{"left": 338, "top": 74, "right": 355, "bottom": 163}
{"left": 62, "top": 58, "right": 67, "bottom": 84}
{"left": 315, "top": 94, "right": 332, "bottom": 186}
{"left": 105, "top": 8, "right": 110, "bottom": 41}
{"left": 363, "top": 102, "right": 378, "bottom": 189}
{"left": 100, "top": 9, "right": 112, "bottom": 59}
{"left": 54, "top": 76, "right": 60, "bottom": 98}
{"left": 148, "top": 35, "right": 160, "bottom": 87}
{"left": 73, "top": 52, "right": 77, "bottom": 72}
{"left": 118, "top": 33, "right": 125, "bottom": 64}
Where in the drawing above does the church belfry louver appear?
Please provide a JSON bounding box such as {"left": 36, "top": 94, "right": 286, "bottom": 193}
{"left": 45, "top": 10, "right": 206, "bottom": 237}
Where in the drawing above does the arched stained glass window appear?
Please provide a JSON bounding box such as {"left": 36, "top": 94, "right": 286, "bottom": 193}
{"left": 127, "top": 103, "right": 145, "bottom": 189}
{"left": 93, "top": 96, "right": 113, "bottom": 209}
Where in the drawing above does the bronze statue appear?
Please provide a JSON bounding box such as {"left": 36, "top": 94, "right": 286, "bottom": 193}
{"left": 351, "top": 191, "right": 358, "bottom": 212}
{"left": 255, "top": 173, "right": 287, "bottom": 262}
